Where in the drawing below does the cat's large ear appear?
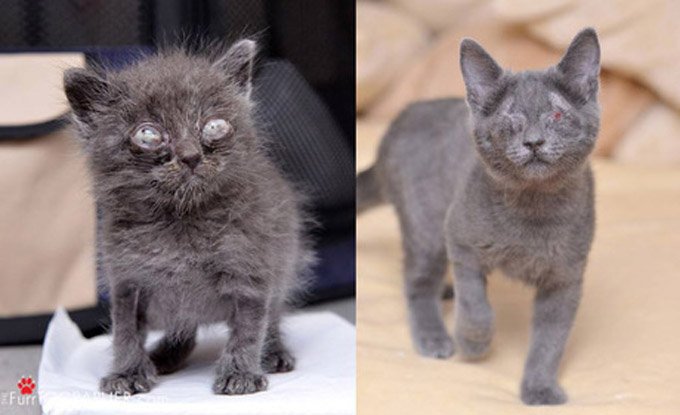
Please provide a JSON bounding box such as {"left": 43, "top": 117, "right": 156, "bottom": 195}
{"left": 460, "top": 38, "right": 504, "bottom": 114}
{"left": 215, "top": 39, "right": 257, "bottom": 98}
{"left": 556, "top": 28, "right": 600, "bottom": 103}
{"left": 63, "top": 68, "right": 110, "bottom": 129}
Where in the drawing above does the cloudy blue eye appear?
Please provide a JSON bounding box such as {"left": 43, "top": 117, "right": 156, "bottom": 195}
{"left": 132, "top": 124, "right": 163, "bottom": 149}
{"left": 202, "top": 119, "right": 233, "bottom": 143}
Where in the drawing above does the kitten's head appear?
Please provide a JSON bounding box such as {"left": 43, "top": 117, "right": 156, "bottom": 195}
{"left": 64, "top": 39, "right": 258, "bottom": 214}
{"left": 460, "top": 28, "right": 600, "bottom": 186}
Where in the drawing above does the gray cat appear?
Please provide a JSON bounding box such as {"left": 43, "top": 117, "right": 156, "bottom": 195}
{"left": 64, "top": 40, "right": 314, "bottom": 396}
{"left": 357, "top": 28, "right": 600, "bottom": 405}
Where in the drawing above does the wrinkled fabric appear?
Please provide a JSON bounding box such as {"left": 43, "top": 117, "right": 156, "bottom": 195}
{"left": 39, "top": 309, "right": 356, "bottom": 415}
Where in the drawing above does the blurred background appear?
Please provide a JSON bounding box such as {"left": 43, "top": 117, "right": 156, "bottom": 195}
{"left": 357, "top": 1, "right": 680, "bottom": 413}
{"left": 357, "top": 0, "right": 680, "bottom": 162}
{"left": 0, "top": 0, "right": 355, "bottom": 358}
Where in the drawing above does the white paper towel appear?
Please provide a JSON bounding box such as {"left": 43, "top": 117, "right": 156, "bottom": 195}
{"left": 38, "top": 308, "right": 355, "bottom": 415}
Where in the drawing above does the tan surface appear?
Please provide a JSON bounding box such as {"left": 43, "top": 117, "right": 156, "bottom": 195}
{"left": 357, "top": 120, "right": 680, "bottom": 414}
{"left": 0, "top": 53, "right": 85, "bottom": 125}
{"left": 0, "top": 128, "right": 96, "bottom": 316}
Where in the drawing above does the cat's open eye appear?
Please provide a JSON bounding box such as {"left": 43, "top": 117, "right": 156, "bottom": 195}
{"left": 131, "top": 124, "right": 164, "bottom": 150}
{"left": 201, "top": 118, "right": 234, "bottom": 144}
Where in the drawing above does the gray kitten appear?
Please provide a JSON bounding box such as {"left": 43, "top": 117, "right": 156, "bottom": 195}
{"left": 357, "top": 28, "right": 600, "bottom": 405}
{"left": 64, "top": 40, "right": 314, "bottom": 396}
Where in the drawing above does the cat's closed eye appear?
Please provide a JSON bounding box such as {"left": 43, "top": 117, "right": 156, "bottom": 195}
{"left": 131, "top": 123, "right": 165, "bottom": 150}
{"left": 201, "top": 118, "right": 234, "bottom": 147}
{"left": 497, "top": 114, "right": 525, "bottom": 137}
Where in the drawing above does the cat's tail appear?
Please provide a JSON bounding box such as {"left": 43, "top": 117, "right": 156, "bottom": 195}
{"left": 357, "top": 165, "right": 385, "bottom": 214}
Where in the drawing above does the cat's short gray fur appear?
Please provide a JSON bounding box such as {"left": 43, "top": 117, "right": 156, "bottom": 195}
{"left": 64, "top": 39, "right": 314, "bottom": 396}
{"left": 357, "top": 28, "right": 600, "bottom": 405}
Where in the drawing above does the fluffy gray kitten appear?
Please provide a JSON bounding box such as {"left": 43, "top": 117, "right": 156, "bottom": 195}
{"left": 357, "top": 28, "right": 600, "bottom": 405}
{"left": 64, "top": 40, "right": 314, "bottom": 396}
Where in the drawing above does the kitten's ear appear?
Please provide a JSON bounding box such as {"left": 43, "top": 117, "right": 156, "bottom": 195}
{"left": 63, "top": 68, "right": 110, "bottom": 127}
{"left": 216, "top": 39, "right": 257, "bottom": 98}
{"left": 460, "top": 38, "right": 503, "bottom": 113}
{"left": 556, "top": 28, "right": 600, "bottom": 103}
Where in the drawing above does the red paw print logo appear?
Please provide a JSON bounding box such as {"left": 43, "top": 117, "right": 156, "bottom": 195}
{"left": 17, "top": 376, "right": 36, "bottom": 395}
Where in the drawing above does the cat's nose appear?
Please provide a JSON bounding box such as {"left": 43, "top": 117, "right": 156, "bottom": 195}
{"left": 179, "top": 152, "right": 201, "bottom": 170}
{"left": 523, "top": 137, "right": 545, "bottom": 151}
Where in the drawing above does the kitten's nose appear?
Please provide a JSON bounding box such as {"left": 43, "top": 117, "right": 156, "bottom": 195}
{"left": 523, "top": 137, "right": 545, "bottom": 151}
{"left": 179, "top": 152, "right": 201, "bottom": 170}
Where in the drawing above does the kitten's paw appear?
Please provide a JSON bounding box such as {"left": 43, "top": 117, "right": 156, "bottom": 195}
{"left": 212, "top": 372, "right": 268, "bottom": 395}
{"left": 521, "top": 381, "right": 567, "bottom": 406}
{"left": 262, "top": 347, "right": 295, "bottom": 373}
{"left": 454, "top": 312, "right": 493, "bottom": 360}
{"left": 414, "top": 332, "right": 455, "bottom": 359}
{"left": 100, "top": 366, "right": 158, "bottom": 396}
{"left": 455, "top": 335, "right": 491, "bottom": 360}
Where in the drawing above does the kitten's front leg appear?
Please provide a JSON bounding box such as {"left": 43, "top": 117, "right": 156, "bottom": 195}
{"left": 521, "top": 278, "right": 582, "bottom": 405}
{"left": 261, "top": 301, "right": 295, "bottom": 374}
{"left": 452, "top": 259, "right": 494, "bottom": 360}
{"left": 100, "top": 281, "right": 157, "bottom": 395}
{"left": 213, "top": 295, "right": 269, "bottom": 395}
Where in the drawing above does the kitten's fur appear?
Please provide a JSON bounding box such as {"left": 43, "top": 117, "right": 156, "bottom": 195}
{"left": 64, "top": 40, "right": 314, "bottom": 395}
{"left": 357, "top": 28, "right": 600, "bottom": 405}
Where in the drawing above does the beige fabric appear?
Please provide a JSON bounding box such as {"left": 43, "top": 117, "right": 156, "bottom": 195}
{"left": 0, "top": 128, "right": 96, "bottom": 317}
{"left": 492, "top": 0, "right": 572, "bottom": 22}
{"left": 356, "top": 1, "right": 429, "bottom": 112}
{"left": 614, "top": 103, "right": 680, "bottom": 164}
{"left": 386, "top": 0, "right": 486, "bottom": 32}
{"left": 0, "top": 53, "right": 84, "bottom": 126}
{"left": 357, "top": 120, "right": 680, "bottom": 414}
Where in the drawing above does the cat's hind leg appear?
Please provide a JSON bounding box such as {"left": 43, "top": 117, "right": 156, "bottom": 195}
{"left": 397, "top": 205, "right": 454, "bottom": 359}
{"left": 150, "top": 327, "right": 197, "bottom": 375}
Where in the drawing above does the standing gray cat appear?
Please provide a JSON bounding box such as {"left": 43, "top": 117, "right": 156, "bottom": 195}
{"left": 64, "top": 40, "right": 314, "bottom": 396}
{"left": 357, "top": 28, "right": 600, "bottom": 405}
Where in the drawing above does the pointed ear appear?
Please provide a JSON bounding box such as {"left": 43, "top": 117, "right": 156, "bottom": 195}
{"left": 215, "top": 39, "right": 257, "bottom": 98}
{"left": 63, "top": 68, "right": 110, "bottom": 127}
{"left": 556, "top": 28, "right": 600, "bottom": 103}
{"left": 460, "top": 38, "right": 504, "bottom": 114}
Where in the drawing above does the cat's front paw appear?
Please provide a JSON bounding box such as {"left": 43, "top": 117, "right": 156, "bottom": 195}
{"left": 413, "top": 332, "right": 455, "bottom": 359}
{"left": 213, "top": 372, "right": 268, "bottom": 395}
{"left": 262, "top": 347, "right": 295, "bottom": 373}
{"left": 521, "top": 380, "right": 567, "bottom": 405}
{"left": 454, "top": 311, "right": 493, "bottom": 360}
{"left": 455, "top": 335, "right": 491, "bottom": 361}
{"left": 100, "top": 364, "right": 158, "bottom": 396}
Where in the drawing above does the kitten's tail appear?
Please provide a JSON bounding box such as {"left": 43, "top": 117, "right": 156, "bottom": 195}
{"left": 357, "top": 165, "right": 385, "bottom": 214}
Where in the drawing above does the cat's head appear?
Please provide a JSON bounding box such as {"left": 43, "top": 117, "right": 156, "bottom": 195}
{"left": 460, "top": 28, "right": 600, "bottom": 186}
{"left": 64, "top": 39, "right": 258, "bottom": 214}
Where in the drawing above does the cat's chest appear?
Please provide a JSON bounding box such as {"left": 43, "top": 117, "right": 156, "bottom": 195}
{"left": 109, "top": 216, "right": 250, "bottom": 278}
{"left": 479, "top": 219, "right": 576, "bottom": 281}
